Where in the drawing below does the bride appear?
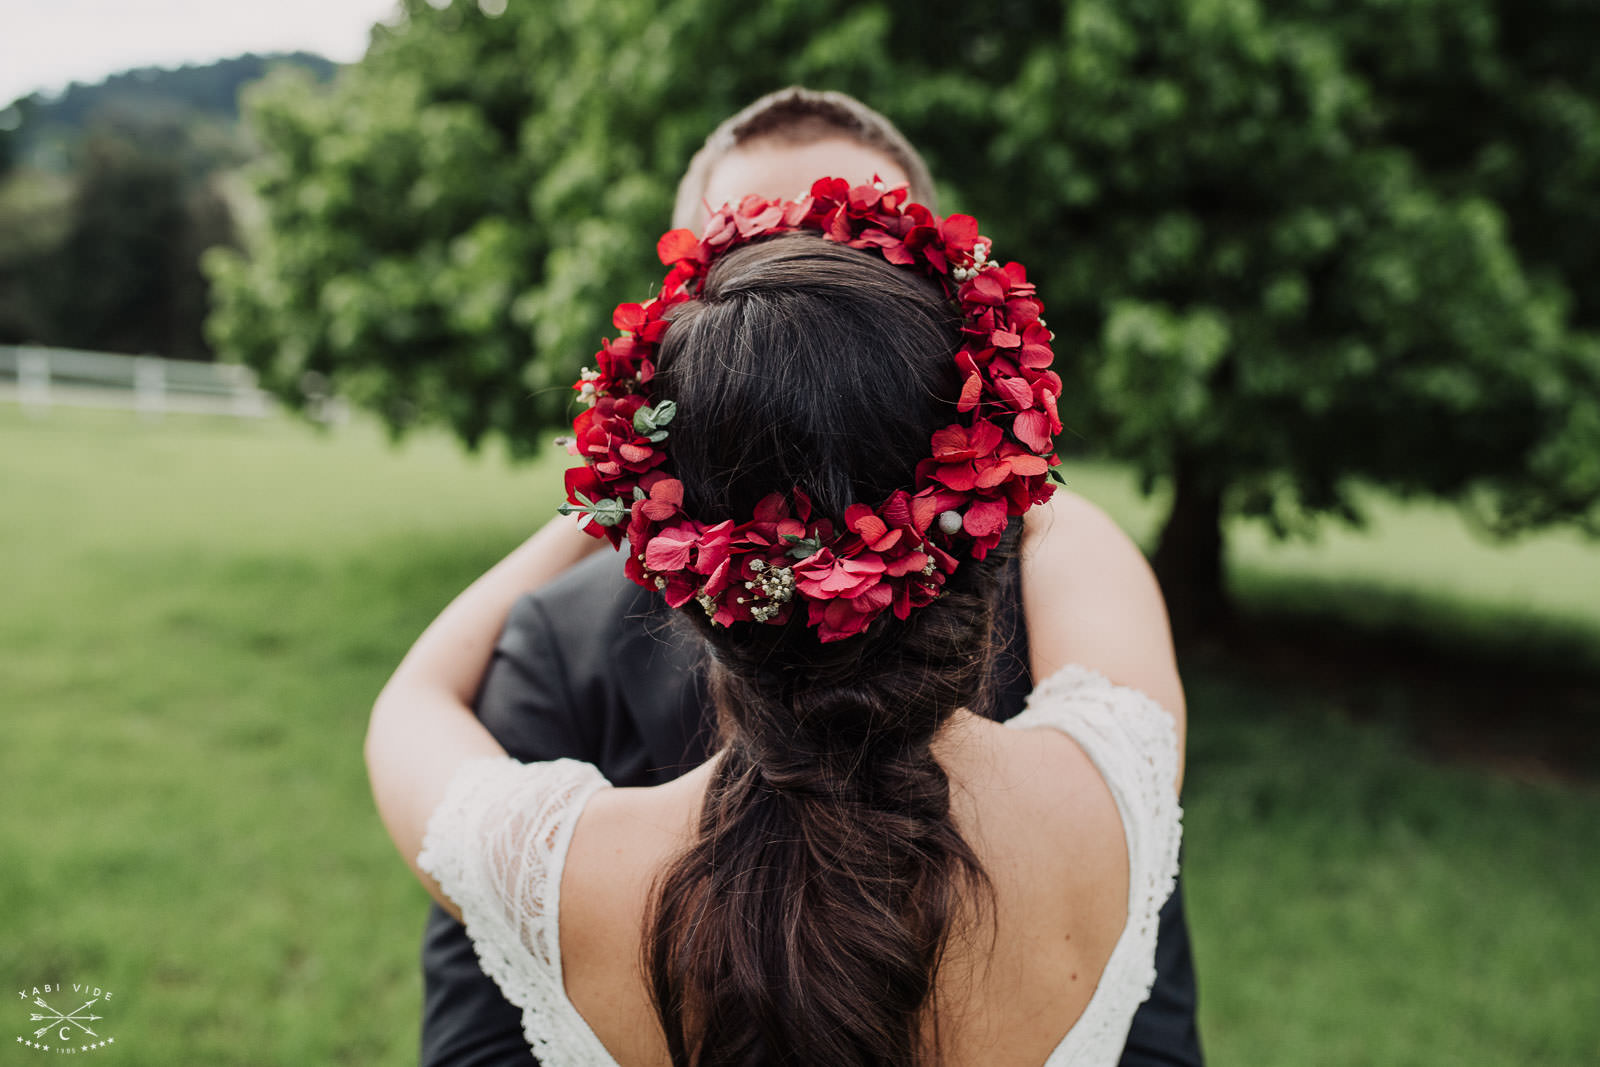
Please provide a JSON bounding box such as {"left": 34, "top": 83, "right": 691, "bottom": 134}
{"left": 367, "top": 181, "right": 1185, "bottom": 1066}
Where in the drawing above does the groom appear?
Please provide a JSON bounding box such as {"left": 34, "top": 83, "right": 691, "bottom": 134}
{"left": 419, "top": 88, "right": 1204, "bottom": 1066}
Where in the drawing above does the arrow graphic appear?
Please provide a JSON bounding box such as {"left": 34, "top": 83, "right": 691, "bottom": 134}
{"left": 27, "top": 996, "right": 102, "bottom": 1039}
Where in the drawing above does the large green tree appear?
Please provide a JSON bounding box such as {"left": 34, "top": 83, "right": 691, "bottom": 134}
{"left": 36, "top": 123, "right": 237, "bottom": 360}
{"left": 979, "top": 0, "right": 1600, "bottom": 628}
{"left": 207, "top": 0, "right": 1600, "bottom": 629}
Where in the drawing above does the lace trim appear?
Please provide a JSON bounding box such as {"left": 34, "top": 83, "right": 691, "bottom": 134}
{"left": 417, "top": 755, "right": 615, "bottom": 1065}
{"left": 1007, "top": 664, "right": 1184, "bottom": 1065}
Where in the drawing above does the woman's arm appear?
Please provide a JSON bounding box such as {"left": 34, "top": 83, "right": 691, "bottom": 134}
{"left": 1019, "top": 490, "right": 1187, "bottom": 791}
{"left": 365, "top": 514, "right": 604, "bottom": 909}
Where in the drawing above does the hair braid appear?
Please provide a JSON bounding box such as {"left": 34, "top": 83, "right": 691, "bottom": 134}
{"left": 647, "top": 571, "right": 1002, "bottom": 1067}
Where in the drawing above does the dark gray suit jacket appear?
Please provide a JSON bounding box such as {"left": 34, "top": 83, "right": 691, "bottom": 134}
{"left": 419, "top": 550, "right": 1202, "bottom": 1065}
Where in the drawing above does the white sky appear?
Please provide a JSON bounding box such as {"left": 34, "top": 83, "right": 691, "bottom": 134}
{"left": 0, "top": 0, "right": 404, "bottom": 105}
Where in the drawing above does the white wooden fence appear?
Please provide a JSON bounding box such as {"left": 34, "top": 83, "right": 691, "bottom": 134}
{"left": 0, "top": 345, "right": 275, "bottom": 418}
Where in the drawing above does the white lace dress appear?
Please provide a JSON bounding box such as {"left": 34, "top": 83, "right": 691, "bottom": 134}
{"left": 417, "top": 664, "right": 1183, "bottom": 1066}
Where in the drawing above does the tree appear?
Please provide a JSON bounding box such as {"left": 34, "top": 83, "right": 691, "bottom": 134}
{"left": 203, "top": 0, "right": 1073, "bottom": 450}
{"left": 44, "top": 123, "right": 236, "bottom": 359}
{"left": 976, "top": 0, "right": 1600, "bottom": 629}
{"left": 207, "top": 0, "right": 1599, "bottom": 630}
{"left": 0, "top": 55, "right": 279, "bottom": 359}
{"left": 0, "top": 171, "right": 71, "bottom": 344}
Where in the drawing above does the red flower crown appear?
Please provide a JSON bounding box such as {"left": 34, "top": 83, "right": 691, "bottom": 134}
{"left": 559, "top": 177, "right": 1063, "bottom": 642}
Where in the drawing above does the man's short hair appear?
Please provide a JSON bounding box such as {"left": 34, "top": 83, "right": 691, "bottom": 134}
{"left": 672, "top": 87, "right": 937, "bottom": 230}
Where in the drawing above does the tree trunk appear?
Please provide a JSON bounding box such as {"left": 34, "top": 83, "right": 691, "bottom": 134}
{"left": 1150, "top": 460, "right": 1230, "bottom": 640}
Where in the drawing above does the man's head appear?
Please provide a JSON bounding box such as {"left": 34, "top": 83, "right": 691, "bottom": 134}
{"left": 672, "top": 87, "right": 936, "bottom": 231}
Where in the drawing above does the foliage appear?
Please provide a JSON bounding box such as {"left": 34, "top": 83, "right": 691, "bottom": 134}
{"left": 51, "top": 126, "right": 236, "bottom": 358}
{"left": 206, "top": 0, "right": 1600, "bottom": 608}
{"left": 0, "top": 120, "right": 237, "bottom": 358}
{"left": 0, "top": 169, "right": 72, "bottom": 342}
{"left": 204, "top": 0, "right": 1104, "bottom": 451}
{"left": 963, "top": 0, "right": 1600, "bottom": 621}
{"left": 0, "top": 54, "right": 336, "bottom": 357}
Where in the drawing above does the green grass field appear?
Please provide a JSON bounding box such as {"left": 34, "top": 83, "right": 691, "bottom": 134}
{"left": 2, "top": 405, "right": 1597, "bottom": 1064}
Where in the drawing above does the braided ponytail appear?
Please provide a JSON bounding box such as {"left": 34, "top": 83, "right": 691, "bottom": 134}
{"left": 647, "top": 565, "right": 1003, "bottom": 1067}
{"left": 643, "top": 233, "right": 1007, "bottom": 1065}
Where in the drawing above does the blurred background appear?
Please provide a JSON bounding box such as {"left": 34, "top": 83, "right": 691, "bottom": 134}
{"left": 2, "top": 0, "right": 1597, "bottom": 1063}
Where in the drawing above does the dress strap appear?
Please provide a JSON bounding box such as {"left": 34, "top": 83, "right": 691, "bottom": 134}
{"left": 418, "top": 756, "right": 618, "bottom": 1064}
{"left": 1006, "top": 664, "right": 1184, "bottom": 1065}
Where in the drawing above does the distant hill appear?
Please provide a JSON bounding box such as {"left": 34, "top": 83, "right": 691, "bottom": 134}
{"left": 0, "top": 53, "right": 343, "bottom": 357}
{"left": 1, "top": 53, "right": 339, "bottom": 173}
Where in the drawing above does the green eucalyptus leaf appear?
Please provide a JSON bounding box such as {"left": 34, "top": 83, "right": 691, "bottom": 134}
{"left": 782, "top": 533, "right": 823, "bottom": 560}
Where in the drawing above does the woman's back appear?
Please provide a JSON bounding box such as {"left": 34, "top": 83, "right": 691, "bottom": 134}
{"left": 557, "top": 704, "right": 1129, "bottom": 1065}
{"left": 419, "top": 653, "right": 1182, "bottom": 1066}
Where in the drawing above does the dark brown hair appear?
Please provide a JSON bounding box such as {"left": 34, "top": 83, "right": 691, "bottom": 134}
{"left": 672, "top": 87, "right": 938, "bottom": 230}
{"left": 644, "top": 234, "right": 1003, "bottom": 1066}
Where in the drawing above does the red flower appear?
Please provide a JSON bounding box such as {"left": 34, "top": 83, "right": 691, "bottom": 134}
{"left": 847, "top": 181, "right": 887, "bottom": 213}
{"left": 793, "top": 548, "right": 888, "bottom": 600}
{"left": 921, "top": 419, "right": 1010, "bottom": 492}
{"left": 808, "top": 176, "right": 850, "bottom": 203}
{"left": 993, "top": 374, "right": 1035, "bottom": 412}
{"left": 734, "top": 194, "right": 786, "bottom": 237}
{"left": 907, "top": 486, "right": 968, "bottom": 536}
{"left": 634, "top": 476, "right": 684, "bottom": 521}
{"left": 962, "top": 498, "right": 1010, "bottom": 540}
{"left": 844, "top": 502, "right": 905, "bottom": 553}
{"left": 808, "top": 582, "right": 896, "bottom": 642}
{"left": 645, "top": 522, "right": 700, "bottom": 573}
{"left": 656, "top": 228, "right": 699, "bottom": 265}
{"left": 1018, "top": 322, "right": 1053, "bottom": 369}
{"left": 571, "top": 395, "right": 666, "bottom": 485}
{"left": 692, "top": 520, "right": 735, "bottom": 579}
{"left": 612, "top": 303, "right": 647, "bottom": 333}
{"left": 963, "top": 272, "right": 1007, "bottom": 307}
{"left": 850, "top": 227, "right": 916, "bottom": 266}
{"left": 1013, "top": 410, "right": 1055, "bottom": 453}
{"left": 931, "top": 419, "right": 1003, "bottom": 462}
{"left": 939, "top": 214, "right": 980, "bottom": 255}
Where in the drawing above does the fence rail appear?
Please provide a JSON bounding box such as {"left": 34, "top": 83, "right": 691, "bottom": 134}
{"left": 0, "top": 345, "right": 275, "bottom": 418}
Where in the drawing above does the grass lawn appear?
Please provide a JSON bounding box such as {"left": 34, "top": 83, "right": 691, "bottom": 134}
{"left": 1, "top": 404, "right": 1596, "bottom": 1064}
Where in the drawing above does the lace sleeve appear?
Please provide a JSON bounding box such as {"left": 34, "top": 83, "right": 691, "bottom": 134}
{"left": 1009, "top": 665, "right": 1184, "bottom": 1019}
{"left": 416, "top": 755, "right": 612, "bottom": 1062}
